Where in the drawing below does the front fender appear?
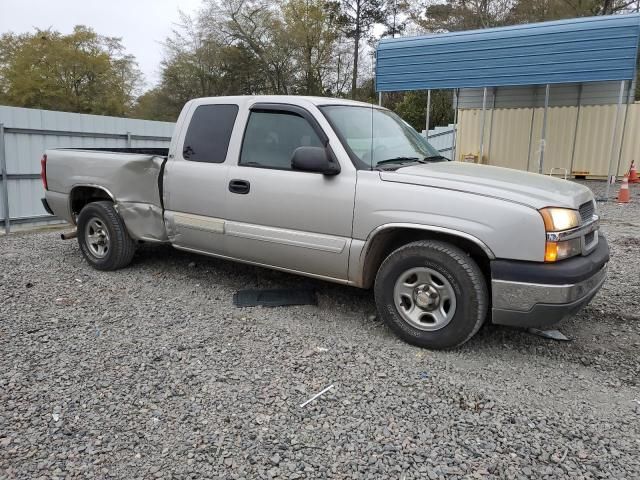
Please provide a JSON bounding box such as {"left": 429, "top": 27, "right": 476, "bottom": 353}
{"left": 349, "top": 171, "right": 547, "bottom": 286}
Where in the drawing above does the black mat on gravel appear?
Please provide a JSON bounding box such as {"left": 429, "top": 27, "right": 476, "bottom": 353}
{"left": 233, "top": 288, "right": 318, "bottom": 307}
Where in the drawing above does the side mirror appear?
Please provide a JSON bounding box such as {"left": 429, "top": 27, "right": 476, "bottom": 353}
{"left": 291, "top": 146, "right": 340, "bottom": 175}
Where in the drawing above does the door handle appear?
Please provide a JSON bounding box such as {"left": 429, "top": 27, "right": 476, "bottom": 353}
{"left": 229, "top": 179, "right": 250, "bottom": 194}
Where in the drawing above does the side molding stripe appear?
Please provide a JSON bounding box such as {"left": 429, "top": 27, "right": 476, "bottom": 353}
{"left": 167, "top": 211, "right": 346, "bottom": 254}
{"left": 173, "top": 212, "right": 225, "bottom": 234}
{"left": 225, "top": 221, "right": 346, "bottom": 253}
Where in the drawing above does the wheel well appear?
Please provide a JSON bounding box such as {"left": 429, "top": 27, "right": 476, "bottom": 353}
{"left": 70, "top": 186, "right": 114, "bottom": 220}
{"left": 361, "top": 228, "right": 492, "bottom": 289}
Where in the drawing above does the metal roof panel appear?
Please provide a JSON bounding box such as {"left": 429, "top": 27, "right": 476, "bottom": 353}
{"left": 376, "top": 14, "right": 640, "bottom": 91}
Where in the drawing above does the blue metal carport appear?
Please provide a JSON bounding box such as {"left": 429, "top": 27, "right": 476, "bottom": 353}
{"left": 375, "top": 14, "right": 640, "bottom": 193}
{"left": 376, "top": 14, "right": 640, "bottom": 91}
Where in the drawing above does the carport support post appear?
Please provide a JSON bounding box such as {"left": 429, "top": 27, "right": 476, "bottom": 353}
{"left": 487, "top": 87, "right": 497, "bottom": 162}
{"left": 451, "top": 89, "right": 459, "bottom": 161}
{"left": 0, "top": 123, "right": 9, "bottom": 234}
{"left": 538, "top": 83, "right": 550, "bottom": 174}
{"left": 525, "top": 108, "right": 536, "bottom": 171}
{"left": 378, "top": 92, "right": 382, "bottom": 106}
{"left": 569, "top": 83, "right": 583, "bottom": 175}
{"left": 615, "top": 82, "right": 633, "bottom": 176}
{"left": 479, "top": 87, "right": 487, "bottom": 162}
{"left": 425, "top": 89, "right": 431, "bottom": 140}
{"left": 604, "top": 80, "right": 626, "bottom": 201}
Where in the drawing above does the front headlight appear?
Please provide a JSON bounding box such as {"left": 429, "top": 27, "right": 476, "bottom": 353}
{"left": 539, "top": 207, "right": 582, "bottom": 262}
{"left": 539, "top": 207, "right": 580, "bottom": 232}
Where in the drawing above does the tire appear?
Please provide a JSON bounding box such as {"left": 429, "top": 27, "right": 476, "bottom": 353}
{"left": 77, "top": 201, "right": 136, "bottom": 271}
{"left": 374, "top": 240, "right": 488, "bottom": 350}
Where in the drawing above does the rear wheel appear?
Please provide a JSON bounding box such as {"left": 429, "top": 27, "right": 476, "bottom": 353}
{"left": 77, "top": 201, "right": 136, "bottom": 271}
{"left": 374, "top": 240, "right": 488, "bottom": 349}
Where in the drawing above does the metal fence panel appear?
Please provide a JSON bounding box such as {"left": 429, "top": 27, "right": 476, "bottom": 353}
{"left": 0, "top": 106, "right": 175, "bottom": 232}
{"left": 456, "top": 103, "right": 638, "bottom": 176}
{"left": 422, "top": 125, "right": 455, "bottom": 159}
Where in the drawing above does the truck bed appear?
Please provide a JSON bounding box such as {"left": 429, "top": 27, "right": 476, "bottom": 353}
{"left": 44, "top": 148, "right": 169, "bottom": 242}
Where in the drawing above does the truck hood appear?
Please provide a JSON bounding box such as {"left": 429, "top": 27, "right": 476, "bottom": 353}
{"left": 380, "top": 162, "right": 593, "bottom": 210}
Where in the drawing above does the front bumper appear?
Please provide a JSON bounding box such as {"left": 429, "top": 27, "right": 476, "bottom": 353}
{"left": 490, "top": 236, "right": 609, "bottom": 328}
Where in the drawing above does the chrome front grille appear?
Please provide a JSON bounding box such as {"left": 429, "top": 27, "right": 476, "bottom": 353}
{"left": 579, "top": 201, "right": 595, "bottom": 224}
{"left": 579, "top": 200, "right": 598, "bottom": 254}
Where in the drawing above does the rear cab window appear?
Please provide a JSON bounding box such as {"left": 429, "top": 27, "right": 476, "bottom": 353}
{"left": 182, "top": 104, "right": 239, "bottom": 163}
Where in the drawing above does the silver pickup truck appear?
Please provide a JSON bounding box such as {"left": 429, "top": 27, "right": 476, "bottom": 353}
{"left": 41, "top": 95, "right": 609, "bottom": 349}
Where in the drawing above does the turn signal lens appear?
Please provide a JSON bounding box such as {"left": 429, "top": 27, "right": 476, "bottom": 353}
{"left": 539, "top": 207, "right": 580, "bottom": 232}
{"left": 545, "top": 238, "right": 582, "bottom": 262}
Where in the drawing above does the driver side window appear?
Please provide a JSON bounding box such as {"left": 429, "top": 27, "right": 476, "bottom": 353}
{"left": 240, "top": 110, "right": 323, "bottom": 170}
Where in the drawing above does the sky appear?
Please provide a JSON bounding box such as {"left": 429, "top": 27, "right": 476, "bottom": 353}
{"left": 0, "top": 0, "right": 203, "bottom": 88}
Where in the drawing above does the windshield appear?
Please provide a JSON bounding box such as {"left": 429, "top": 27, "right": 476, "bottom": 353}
{"left": 319, "top": 105, "right": 443, "bottom": 169}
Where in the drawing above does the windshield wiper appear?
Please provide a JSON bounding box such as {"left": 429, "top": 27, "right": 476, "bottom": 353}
{"left": 423, "top": 154, "right": 448, "bottom": 162}
{"left": 375, "top": 156, "right": 421, "bottom": 166}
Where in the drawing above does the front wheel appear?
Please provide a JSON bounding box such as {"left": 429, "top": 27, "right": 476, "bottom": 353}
{"left": 77, "top": 201, "right": 136, "bottom": 271}
{"left": 374, "top": 240, "right": 488, "bottom": 349}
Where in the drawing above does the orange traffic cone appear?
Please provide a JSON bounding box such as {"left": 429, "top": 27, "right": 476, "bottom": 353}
{"left": 629, "top": 160, "right": 639, "bottom": 184}
{"left": 617, "top": 175, "right": 630, "bottom": 203}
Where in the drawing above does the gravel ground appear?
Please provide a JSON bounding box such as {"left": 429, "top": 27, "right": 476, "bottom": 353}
{"left": 1, "top": 180, "right": 639, "bottom": 479}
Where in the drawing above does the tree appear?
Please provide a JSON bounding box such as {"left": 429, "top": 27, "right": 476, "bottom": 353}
{"left": 408, "top": 0, "right": 639, "bottom": 34}
{"left": 383, "top": 0, "right": 410, "bottom": 37}
{"left": 328, "top": 35, "right": 356, "bottom": 96}
{"left": 212, "top": 0, "right": 294, "bottom": 94}
{"left": 0, "top": 26, "right": 142, "bottom": 115}
{"left": 393, "top": 90, "right": 453, "bottom": 132}
{"left": 141, "top": 0, "right": 346, "bottom": 120}
{"left": 338, "top": 0, "right": 385, "bottom": 98}
{"left": 130, "top": 88, "right": 177, "bottom": 121}
{"left": 283, "top": 0, "right": 341, "bottom": 95}
{"left": 135, "top": 6, "right": 274, "bottom": 120}
{"left": 407, "top": 0, "right": 516, "bottom": 32}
